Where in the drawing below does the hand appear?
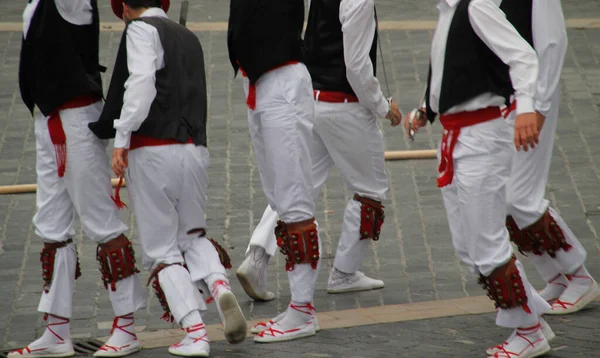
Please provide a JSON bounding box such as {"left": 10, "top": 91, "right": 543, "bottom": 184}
{"left": 385, "top": 99, "right": 403, "bottom": 127}
{"left": 404, "top": 108, "right": 428, "bottom": 140}
{"left": 535, "top": 111, "right": 545, "bottom": 132}
{"left": 514, "top": 112, "right": 539, "bottom": 152}
{"left": 112, "top": 147, "right": 129, "bottom": 177}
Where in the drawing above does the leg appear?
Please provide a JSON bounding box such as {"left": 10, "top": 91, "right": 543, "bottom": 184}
{"left": 9, "top": 114, "right": 80, "bottom": 358}
{"left": 174, "top": 144, "right": 247, "bottom": 345}
{"left": 312, "top": 102, "right": 387, "bottom": 293}
{"left": 451, "top": 119, "right": 551, "bottom": 358}
{"left": 126, "top": 145, "right": 208, "bottom": 356}
{"left": 248, "top": 64, "right": 320, "bottom": 343}
{"left": 506, "top": 92, "right": 598, "bottom": 312}
{"left": 238, "top": 118, "right": 333, "bottom": 302}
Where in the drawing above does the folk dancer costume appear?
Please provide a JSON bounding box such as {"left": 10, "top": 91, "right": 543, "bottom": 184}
{"left": 414, "top": 0, "right": 554, "bottom": 357}
{"left": 238, "top": 0, "right": 401, "bottom": 317}
{"left": 503, "top": 0, "right": 600, "bottom": 315}
{"left": 89, "top": 1, "right": 247, "bottom": 356}
{"left": 10, "top": 1, "right": 147, "bottom": 357}
{"left": 228, "top": 0, "right": 322, "bottom": 343}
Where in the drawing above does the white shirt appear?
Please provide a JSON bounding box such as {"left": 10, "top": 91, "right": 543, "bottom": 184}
{"left": 113, "top": 8, "right": 167, "bottom": 149}
{"left": 429, "top": 0, "right": 538, "bottom": 116}
{"left": 532, "top": 0, "right": 567, "bottom": 116}
{"left": 340, "top": 0, "right": 389, "bottom": 118}
{"left": 23, "top": 0, "right": 93, "bottom": 39}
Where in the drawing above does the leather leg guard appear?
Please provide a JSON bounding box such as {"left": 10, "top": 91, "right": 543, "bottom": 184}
{"left": 41, "top": 238, "right": 82, "bottom": 293}
{"left": 188, "top": 228, "right": 232, "bottom": 269}
{"left": 275, "top": 218, "right": 319, "bottom": 272}
{"left": 477, "top": 256, "right": 530, "bottom": 312}
{"left": 506, "top": 210, "right": 572, "bottom": 257}
{"left": 146, "top": 263, "right": 184, "bottom": 323}
{"left": 354, "top": 194, "right": 385, "bottom": 241}
{"left": 96, "top": 234, "right": 140, "bottom": 292}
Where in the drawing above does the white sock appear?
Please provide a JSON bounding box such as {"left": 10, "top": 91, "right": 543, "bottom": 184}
{"left": 180, "top": 310, "right": 203, "bottom": 329}
{"left": 207, "top": 274, "right": 230, "bottom": 298}
{"left": 567, "top": 265, "right": 593, "bottom": 284}
{"left": 104, "top": 313, "right": 137, "bottom": 347}
{"left": 272, "top": 301, "right": 315, "bottom": 330}
{"left": 28, "top": 314, "right": 71, "bottom": 349}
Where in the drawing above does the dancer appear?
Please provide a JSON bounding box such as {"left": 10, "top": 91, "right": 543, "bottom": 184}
{"left": 89, "top": 0, "right": 247, "bottom": 356}
{"left": 228, "top": 0, "right": 322, "bottom": 343}
{"left": 407, "top": 1, "right": 554, "bottom": 357}
{"left": 503, "top": 0, "right": 600, "bottom": 315}
{"left": 10, "top": 1, "right": 147, "bottom": 357}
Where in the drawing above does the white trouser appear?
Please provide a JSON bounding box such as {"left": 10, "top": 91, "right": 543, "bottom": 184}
{"left": 246, "top": 100, "right": 389, "bottom": 274}
{"left": 126, "top": 144, "right": 225, "bottom": 321}
{"left": 244, "top": 63, "right": 319, "bottom": 303}
{"left": 440, "top": 117, "right": 550, "bottom": 328}
{"left": 506, "top": 90, "right": 586, "bottom": 279}
{"left": 34, "top": 102, "right": 145, "bottom": 318}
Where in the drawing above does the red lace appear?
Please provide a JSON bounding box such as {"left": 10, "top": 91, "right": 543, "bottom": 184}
{"left": 548, "top": 274, "right": 568, "bottom": 288}
{"left": 111, "top": 176, "right": 127, "bottom": 209}
{"left": 97, "top": 314, "right": 137, "bottom": 352}
{"left": 210, "top": 280, "right": 230, "bottom": 298}
{"left": 290, "top": 302, "right": 315, "bottom": 315}
{"left": 257, "top": 327, "right": 300, "bottom": 337}
{"left": 490, "top": 324, "right": 544, "bottom": 358}
{"left": 172, "top": 323, "right": 209, "bottom": 347}
{"left": 42, "top": 314, "right": 69, "bottom": 342}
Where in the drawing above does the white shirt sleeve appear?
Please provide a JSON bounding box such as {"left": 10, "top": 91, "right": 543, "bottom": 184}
{"left": 113, "top": 22, "right": 162, "bottom": 149}
{"left": 468, "top": 0, "right": 539, "bottom": 115}
{"left": 532, "top": 0, "right": 567, "bottom": 116}
{"left": 54, "top": 0, "right": 93, "bottom": 25}
{"left": 339, "top": 0, "right": 389, "bottom": 118}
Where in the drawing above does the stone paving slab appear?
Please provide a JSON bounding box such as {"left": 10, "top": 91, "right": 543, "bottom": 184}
{"left": 0, "top": 0, "right": 599, "bottom": 354}
{"left": 122, "top": 308, "right": 600, "bottom": 358}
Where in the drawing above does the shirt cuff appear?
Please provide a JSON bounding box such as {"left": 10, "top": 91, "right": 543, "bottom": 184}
{"left": 374, "top": 95, "right": 390, "bottom": 118}
{"left": 534, "top": 100, "right": 552, "bottom": 117}
{"left": 515, "top": 95, "right": 535, "bottom": 115}
{"left": 114, "top": 131, "right": 131, "bottom": 149}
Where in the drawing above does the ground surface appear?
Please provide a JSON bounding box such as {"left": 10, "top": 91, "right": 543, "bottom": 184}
{"left": 0, "top": 0, "right": 599, "bottom": 357}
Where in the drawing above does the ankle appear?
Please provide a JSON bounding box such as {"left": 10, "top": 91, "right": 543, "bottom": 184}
{"left": 566, "top": 265, "right": 594, "bottom": 284}
{"left": 209, "top": 276, "right": 231, "bottom": 297}
{"left": 548, "top": 274, "right": 568, "bottom": 287}
{"left": 517, "top": 323, "right": 541, "bottom": 334}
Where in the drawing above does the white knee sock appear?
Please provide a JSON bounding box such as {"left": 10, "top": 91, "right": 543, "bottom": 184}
{"left": 28, "top": 314, "right": 71, "bottom": 349}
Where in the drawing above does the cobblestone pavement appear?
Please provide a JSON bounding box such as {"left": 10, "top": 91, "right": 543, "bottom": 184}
{"left": 137, "top": 309, "right": 600, "bottom": 358}
{"left": 0, "top": 0, "right": 600, "bottom": 356}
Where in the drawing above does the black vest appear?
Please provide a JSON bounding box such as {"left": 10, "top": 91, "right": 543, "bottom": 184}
{"left": 303, "top": 0, "right": 378, "bottom": 95}
{"left": 227, "top": 0, "right": 304, "bottom": 85}
{"left": 89, "top": 16, "right": 208, "bottom": 147}
{"left": 500, "top": 0, "right": 534, "bottom": 47}
{"left": 425, "top": 0, "right": 531, "bottom": 121}
{"left": 19, "top": 0, "right": 104, "bottom": 117}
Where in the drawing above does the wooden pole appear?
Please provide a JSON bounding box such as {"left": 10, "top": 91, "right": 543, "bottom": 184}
{"left": 0, "top": 150, "right": 437, "bottom": 195}
{"left": 384, "top": 149, "right": 437, "bottom": 160}
{"left": 0, "top": 178, "right": 126, "bottom": 195}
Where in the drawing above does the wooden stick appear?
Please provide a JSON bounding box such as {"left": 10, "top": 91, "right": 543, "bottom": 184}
{"left": 0, "top": 150, "right": 436, "bottom": 195}
{"left": 384, "top": 149, "right": 437, "bottom": 160}
{"left": 0, "top": 178, "right": 127, "bottom": 195}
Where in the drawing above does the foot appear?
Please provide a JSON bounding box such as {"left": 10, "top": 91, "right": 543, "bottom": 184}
{"left": 254, "top": 303, "right": 317, "bottom": 343}
{"left": 486, "top": 323, "right": 551, "bottom": 358}
{"left": 547, "top": 268, "right": 600, "bottom": 315}
{"left": 236, "top": 246, "right": 275, "bottom": 301}
{"left": 212, "top": 280, "right": 248, "bottom": 344}
{"left": 8, "top": 315, "right": 74, "bottom": 358}
{"left": 486, "top": 318, "right": 554, "bottom": 355}
{"left": 93, "top": 314, "right": 141, "bottom": 357}
{"left": 168, "top": 323, "right": 210, "bottom": 357}
{"left": 539, "top": 274, "right": 568, "bottom": 303}
{"left": 327, "top": 269, "right": 384, "bottom": 294}
{"left": 250, "top": 309, "right": 321, "bottom": 334}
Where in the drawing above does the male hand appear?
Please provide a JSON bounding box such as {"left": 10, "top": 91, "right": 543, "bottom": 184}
{"left": 404, "top": 108, "right": 428, "bottom": 140}
{"left": 536, "top": 111, "right": 545, "bottom": 132}
{"left": 514, "top": 112, "right": 539, "bottom": 152}
{"left": 112, "top": 148, "right": 129, "bottom": 177}
{"left": 386, "top": 99, "right": 403, "bottom": 127}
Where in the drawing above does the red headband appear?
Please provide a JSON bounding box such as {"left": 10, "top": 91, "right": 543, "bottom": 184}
{"left": 111, "top": 0, "right": 171, "bottom": 19}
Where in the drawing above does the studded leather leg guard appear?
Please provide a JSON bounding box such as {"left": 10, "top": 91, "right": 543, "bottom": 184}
{"left": 478, "top": 256, "right": 530, "bottom": 312}
{"left": 188, "top": 228, "right": 232, "bottom": 269}
{"left": 506, "top": 210, "right": 573, "bottom": 257}
{"left": 41, "top": 239, "right": 81, "bottom": 293}
{"left": 96, "top": 234, "right": 140, "bottom": 292}
{"left": 146, "top": 263, "right": 184, "bottom": 322}
{"left": 275, "top": 218, "right": 320, "bottom": 271}
{"left": 353, "top": 194, "right": 385, "bottom": 241}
